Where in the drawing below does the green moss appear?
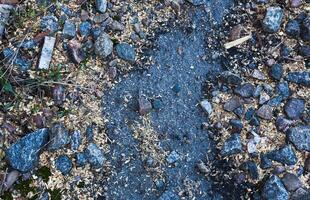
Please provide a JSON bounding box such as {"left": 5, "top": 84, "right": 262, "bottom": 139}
{"left": 1, "top": 191, "right": 13, "bottom": 200}
{"left": 48, "top": 188, "right": 62, "bottom": 200}
{"left": 14, "top": 179, "right": 36, "bottom": 197}
{"left": 37, "top": 166, "right": 52, "bottom": 182}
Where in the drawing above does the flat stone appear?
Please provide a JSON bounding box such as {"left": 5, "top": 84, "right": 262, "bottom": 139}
{"left": 6, "top": 128, "right": 49, "bottom": 172}
{"left": 287, "top": 126, "right": 310, "bottom": 151}
{"left": 282, "top": 173, "right": 302, "bottom": 192}
{"left": 234, "top": 83, "right": 255, "bottom": 98}
{"left": 71, "top": 130, "right": 81, "bottom": 151}
{"left": 55, "top": 155, "right": 72, "bottom": 175}
{"left": 85, "top": 143, "right": 105, "bottom": 168}
{"left": 200, "top": 100, "right": 213, "bottom": 116}
{"left": 270, "top": 64, "right": 283, "bottom": 81}
{"left": 48, "top": 123, "right": 70, "bottom": 151}
{"left": 166, "top": 151, "right": 180, "bottom": 164}
{"left": 221, "top": 134, "right": 242, "bottom": 157}
{"left": 38, "top": 36, "right": 56, "bottom": 69}
{"left": 267, "top": 145, "right": 297, "bottom": 165}
{"left": 275, "top": 116, "right": 295, "bottom": 132}
{"left": 301, "top": 16, "right": 310, "bottom": 42}
{"left": 262, "top": 6, "right": 284, "bottom": 33}
{"left": 95, "top": 33, "right": 113, "bottom": 58}
{"left": 262, "top": 175, "right": 289, "bottom": 200}
{"left": 286, "top": 71, "right": 310, "bottom": 86}
{"left": 96, "top": 0, "right": 107, "bottom": 13}
{"left": 285, "top": 19, "right": 300, "bottom": 37}
{"left": 115, "top": 43, "right": 136, "bottom": 62}
{"left": 63, "top": 20, "right": 76, "bottom": 39}
{"left": 224, "top": 96, "right": 244, "bottom": 112}
{"left": 139, "top": 97, "right": 152, "bottom": 115}
{"left": 256, "top": 105, "right": 273, "bottom": 120}
{"left": 284, "top": 98, "right": 305, "bottom": 119}
{"left": 0, "top": 5, "right": 13, "bottom": 39}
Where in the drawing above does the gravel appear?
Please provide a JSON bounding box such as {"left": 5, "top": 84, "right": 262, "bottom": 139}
{"left": 270, "top": 63, "right": 283, "bottom": 81}
{"left": 234, "top": 83, "right": 255, "bottom": 98}
{"left": 267, "top": 145, "right": 297, "bottom": 165}
{"left": 221, "top": 134, "right": 242, "bottom": 157}
{"left": 286, "top": 71, "right": 310, "bottom": 86}
{"left": 285, "top": 19, "right": 300, "bottom": 37}
{"left": 256, "top": 104, "right": 273, "bottom": 120}
{"left": 287, "top": 126, "right": 310, "bottom": 152}
{"left": 262, "top": 175, "right": 289, "bottom": 200}
{"left": 281, "top": 173, "right": 302, "bottom": 192}
{"left": 301, "top": 16, "right": 310, "bottom": 41}
{"left": 96, "top": 0, "right": 107, "bottom": 13}
{"left": 200, "top": 99, "right": 213, "bottom": 116}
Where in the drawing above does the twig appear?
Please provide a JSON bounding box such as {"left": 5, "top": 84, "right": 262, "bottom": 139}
{"left": 224, "top": 35, "right": 252, "bottom": 49}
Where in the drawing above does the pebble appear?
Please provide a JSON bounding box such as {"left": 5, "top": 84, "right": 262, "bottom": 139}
{"left": 6, "top": 128, "right": 49, "bottom": 172}
{"left": 290, "top": 0, "right": 302, "bottom": 7}
{"left": 71, "top": 130, "right": 81, "bottom": 151}
{"left": 267, "top": 145, "right": 297, "bottom": 165}
{"left": 67, "top": 39, "right": 85, "bottom": 64}
{"left": 251, "top": 69, "right": 266, "bottom": 80}
{"left": 233, "top": 106, "right": 244, "bottom": 118}
{"left": 256, "top": 105, "right": 273, "bottom": 120}
{"left": 301, "top": 16, "right": 310, "bottom": 42}
{"left": 299, "top": 45, "right": 310, "bottom": 58}
{"left": 76, "top": 153, "right": 87, "bottom": 167}
{"left": 86, "top": 125, "right": 94, "bottom": 141}
{"left": 285, "top": 19, "right": 300, "bottom": 37}
{"left": 95, "top": 33, "right": 113, "bottom": 58}
{"left": 229, "top": 119, "right": 243, "bottom": 133}
{"left": 262, "top": 175, "right": 289, "bottom": 200}
{"left": 96, "top": 0, "right": 107, "bottom": 13}
{"left": 259, "top": 92, "right": 270, "bottom": 105}
{"left": 196, "top": 161, "right": 209, "bottom": 174}
{"left": 241, "top": 161, "right": 259, "bottom": 180}
{"left": 172, "top": 83, "right": 181, "bottom": 93}
{"left": 38, "top": 36, "right": 56, "bottom": 69}
{"left": 109, "top": 20, "right": 125, "bottom": 31}
{"left": 245, "top": 107, "right": 255, "bottom": 120}
{"left": 275, "top": 116, "right": 295, "bottom": 132}
{"left": 138, "top": 96, "right": 152, "bottom": 115}
{"left": 48, "top": 123, "right": 70, "bottom": 151}
{"left": 287, "top": 126, "right": 310, "bottom": 151}
{"left": 115, "top": 43, "right": 136, "bottom": 62}
{"left": 166, "top": 151, "right": 180, "bottom": 164}
{"left": 234, "top": 83, "right": 255, "bottom": 98}
{"left": 223, "top": 96, "right": 244, "bottom": 112}
{"left": 40, "top": 15, "right": 59, "bottom": 33}
{"left": 79, "top": 21, "right": 92, "bottom": 37}
{"left": 220, "top": 134, "right": 242, "bottom": 157}
{"left": 276, "top": 82, "right": 290, "bottom": 98}
{"left": 21, "top": 39, "right": 37, "bottom": 50}
{"left": 85, "top": 143, "right": 105, "bottom": 168}
{"left": 260, "top": 154, "right": 273, "bottom": 169}
{"left": 152, "top": 98, "right": 163, "bottom": 110}
{"left": 284, "top": 98, "right": 305, "bottom": 119}
{"left": 262, "top": 7, "right": 284, "bottom": 33}
{"left": 270, "top": 64, "right": 283, "bottom": 81}
{"left": 63, "top": 20, "right": 76, "bottom": 39}
{"left": 55, "top": 155, "right": 72, "bottom": 175}
{"left": 0, "top": 5, "right": 13, "bottom": 38}
{"left": 282, "top": 173, "right": 302, "bottom": 192}
{"left": 286, "top": 71, "right": 310, "bottom": 86}
{"left": 200, "top": 100, "right": 213, "bottom": 116}
{"left": 291, "top": 188, "right": 310, "bottom": 200}
{"left": 220, "top": 71, "right": 242, "bottom": 85}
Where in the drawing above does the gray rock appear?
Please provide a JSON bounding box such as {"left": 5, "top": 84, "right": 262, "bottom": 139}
{"left": 95, "top": 33, "right": 113, "bottom": 58}
{"left": 282, "top": 173, "right": 302, "bottom": 192}
{"left": 262, "top": 7, "right": 284, "bottom": 33}
{"left": 6, "top": 128, "right": 49, "bottom": 172}
{"left": 287, "top": 126, "right": 310, "bottom": 151}
{"left": 139, "top": 96, "right": 152, "bottom": 115}
{"left": 220, "top": 71, "right": 242, "bottom": 85}
{"left": 40, "top": 15, "right": 59, "bottom": 33}
{"left": 223, "top": 96, "right": 244, "bottom": 112}
{"left": 291, "top": 188, "right": 310, "bottom": 200}
{"left": 166, "top": 151, "right": 180, "bottom": 164}
{"left": 96, "top": 0, "right": 107, "bottom": 13}
{"left": 284, "top": 98, "right": 305, "bottom": 119}
{"left": 259, "top": 92, "right": 270, "bottom": 105}
{"left": 115, "top": 43, "right": 136, "bottom": 62}
{"left": 76, "top": 152, "right": 87, "bottom": 167}
{"left": 0, "top": 5, "right": 13, "bottom": 39}
{"left": 301, "top": 16, "right": 310, "bottom": 42}
{"left": 200, "top": 100, "right": 213, "bottom": 116}
{"left": 48, "top": 123, "right": 70, "bottom": 151}
{"left": 63, "top": 20, "right": 76, "bottom": 39}
{"left": 234, "top": 83, "right": 255, "bottom": 98}
{"left": 38, "top": 36, "right": 56, "bottom": 69}
{"left": 109, "top": 20, "right": 125, "bottom": 31}
{"left": 275, "top": 116, "right": 295, "bottom": 132}
{"left": 85, "top": 143, "right": 105, "bottom": 168}
{"left": 55, "top": 155, "right": 72, "bottom": 175}
{"left": 286, "top": 71, "right": 310, "bottom": 87}
{"left": 262, "top": 175, "right": 289, "bottom": 200}
{"left": 256, "top": 105, "right": 273, "bottom": 120}
{"left": 71, "top": 130, "right": 81, "bottom": 151}
{"left": 159, "top": 190, "right": 180, "bottom": 200}
{"left": 267, "top": 145, "right": 297, "bottom": 165}
{"left": 221, "top": 134, "right": 242, "bottom": 157}
{"left": 252, "top": 69, "right": 266, "bottom": 80}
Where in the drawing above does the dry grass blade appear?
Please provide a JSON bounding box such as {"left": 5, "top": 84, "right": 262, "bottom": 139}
{"left": 224, "top": 35, "right": 252, "bottom": 49}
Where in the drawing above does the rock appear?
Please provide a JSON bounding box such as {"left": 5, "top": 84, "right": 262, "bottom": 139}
{"left": 286, "top": 71, "right": 310, "bottom": 86}
{"left": 260, "top": 154, "right": 273, "bottom": 169}
{"left": 79, "top": 21, "right": 91, "bottom": 37}
{"left": 196, "top": 161, "right": 209, "bottom": 174}
{"left": 270, "top": 64, "right": 283, "bottom": 81}
{"left": 276, "top": 82, "right": 290, "bottom": 98}
{"left": 262, "top": 175, "right": 289, "bottom": 200}
{"left": 115, "top": 43, "right": 136, "bottom": 62}
{"left": 48, "top": 123, "right": 70, "bottom": 151}
{"left": 267, "top": 145, "right": 297, "bottom": 165}
{"left": 38, "top": 36, "right": 56, "bottom": 69}
{"left": 273, "top": 165, "right": 286, "bottom": 175}
{"left": 14, "top": 57, "right": 32, "bottom": 71}
{"left": 290, "top": 0, "right": 302, "bottom": 7}
{"left": 166, "top": 151, "right": 180, "bottom": 164}
{"left": 275, "top": 116, "right": 295, "bottom": 132}
{"left": 159, "top": 190, "right": 180, "bottom": 200}
{"left": 138, "top": 97, "right": 152, "bottom": 115}
{"left": 95, "top": 33, "right": 113, "bottom": 58}
{"left": 224, "top": 96, "right": 244, "bottom": 112}
{"left": 262, "top": 7, "right": 284, "bottom": 33}
{"left": 52, "top": 85, "right": 65, "bottom": 105}
{"left": 287, "top": 126, "right": 310, "bottom": 151}
{"left": 284, "top": 98, "right": 305, "bottom": 119}
{"left": 200, "top": 100, "right": 213, "bottom": 116}
{"left": 21, "top": 39, "right": 37, "bottom": 50}
{"left": 247, "top": 131, "right": 261, "bottom": 154}
{"left": 252, "top": 69, "right": 266, "bottom": 80}
{"left": 172, "top": 83, "right": 181, "bottom": 93}
{"left": 109, "top": 20, "right": 125, "bottom": 31}
{"left": 301, "top": 16, "right": 310, "bottom": 42}
{"left": 55, "top": 155, "right": 72, "bottom": 175}
{"left": 6, "top": 128, "right": 49, "bottom": 172}
{"left": 259, "top": 92, "right": 270, "bottom": 105}
{"left": 256, "top": 105, "right": 273, "bottom": 120}
{"left": 245, "top": 107, "right": 255, "bottom": 120}
{"left": 299, "top": 45, "right": 310, "bottom": 58}
{"left": 219, "top": 71, "right": 242, "bottom": 85}
{"left": 234, "top": 83, "right": 255, "bottom": 98}
{"left": 305, "top": 157, "right": 310, "bottom": 172}
{"left": 40, "top": 15, "right": 59, "bottom": 33}
{"left": 230, "top": 119, "right": 243, "bottom": 133}
{"left": 85, "top": 143, "right": 105, "bottom": 168}
{"left": 86, "top": 125, "right": 94, "bottom": 141}
{"left": 221, "top": 134, "right": 242, "bottom": 157}
{"left": 76, "top": 152, "right": 87, "bottom": 167}
{"left": 233, "top": 106, "right": 244, "bottom": 118}
{"left": 282, "top": 173, "right": 302, "bottom": 192}
{"left": 291, "top": 188, "right": 310, "bottom": 200}
{"left": 285, "top": 20, "right": 300, "bottom": 37}
{"left": 0, "top": 5, "right": 13, "bottom": 38}
{"left": 268, "top": 96, "right": 283, "bottom": 107}
{"left": 96, "top": 0, "right": 107, "bottom": 13}
{"left": 241, "top": 161, "right": 259, "bottom": 179}
{"left": 71, "top": 130, "right": 81, "bottom": 151}
{"left": 67, "top": 39, "right": 85, "bottom": 64}
{"left": 63, "top": 20, "right": 76, "bottom": 39}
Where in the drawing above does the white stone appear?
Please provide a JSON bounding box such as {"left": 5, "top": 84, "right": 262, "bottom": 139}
{"left": 38, "top": 36, "right": 56, "bottom": 69}
{"left": 200, "top": 100, "right": 213, "bottom": 116}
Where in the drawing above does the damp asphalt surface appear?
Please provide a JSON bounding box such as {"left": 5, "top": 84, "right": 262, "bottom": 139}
{"left": 101, "top": 1, "right": 237, "bottom": 199}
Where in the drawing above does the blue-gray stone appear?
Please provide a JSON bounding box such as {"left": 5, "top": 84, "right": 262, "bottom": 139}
{"left": 40, "top": 15, "right": 59, "bottom": 33}
{"left": 63, "top": 20, "right": 76, "bottom": 39}
{"left": 260, "top": 154, "right": 273, "bottom": 169}
{"left": 61, "top": 5, "right": 75, "bottom": 17}
{"left": 96, "top": 0, "right": 107, "bottom": 13}
{"left": 71, "top": 130, "right": 81, "bottom": 151}
{"left": 241, "top": 161, "right": 259, "bottom": 179}
{"left": 159, "top": 190, "right": 180, "bottom": 200}
{"left": 86, "top": 125, "right": 94, "bottom": 141}
{"left": 15, "top": 57, "right": 32, "bottom": 71}
{"left": 284, "top": 98, "right": 305, "bottom": 119}
{"left": 267, "top": 145, "right": 297, "bottom": 165}
{"left": 262, "top": 175, "right": 289, "bottom": 200}
{"left": 6, "top": 128, "right": 49, "bottom": 172}
{"left": 245, "top": 107, "right": 255, "bottom": 120}
{"left": 285, "top": 19, "right": 300, "bottom": 38}
{"left": 85, "top": 143, "right": 105, "bottom": 168}
{"left": 55, "top": 155, "right": 72, "bottom": 175}
{"left": 229, "top": 119, "right": 243, "bottom": 133}
{"left": 166, "top": 151, "right": 180, "bottom": 164}
{"left": 21, "top": 39, "right": 37, "bottom": 50}
{"left": 276, "top": 82, "right": 290, "bottom": 98}
{"left": 270, "top": 64, "right": 283, "bottom": 81}
{"left": 220, "top": 71, "right": 242, "bottom": 85}
{"left": 92, "top": 27, "right": 101, "bottom": 40}
{"left": 95, "top": 33, "right": 113, "bottom": 58}
{"left": 221, "top": 134, "right": 242, "bottom": 156}
{"left": 268, "top": 95, "right": 283, "bottom": 107}
{"left": 262, "top": 7, "right": 284, "bottom": 33}
{"left": 299, "top": 45, "right": 310, "bottom": 58}
{"left": 79, "top": 21, "right": 91, "bottom": 37}
{"left": 287, "top": 126, "right": 310, "bottom": 152}
{"left": 115, "top": 43, "right": 136, "bottom": 62}
{"left": 286, "top": 71, "right": 310, "bottom": 86}
{"left": 282, "top": 173, "right": 302, "bottom": 192}
{"left": 301, "top": 16, "right": 310, "bottom": 42}
{"left": 48, "top": 123, "right": 70, "bottom": 151}
{"left": 234, "top": 83, "right": 255, "bottom": 98}
{"left": 76, "top": 153, "right": 87, "bottom": 167}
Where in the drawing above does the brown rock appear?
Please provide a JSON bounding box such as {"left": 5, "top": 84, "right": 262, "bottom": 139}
{"left": 67, "top": 40, "right": 85, "bottom": 64}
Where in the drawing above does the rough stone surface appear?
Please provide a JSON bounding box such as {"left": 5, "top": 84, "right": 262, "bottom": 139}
{"left": 96, "top": 0, "right": 107, "bottom": 13}
{"left": 286, "top": 71, "right": 310, "bottom": 87}
{"left": 79, "top": 21, "right": 91, "bottom": 37}
{"left": 285, "top": 19, "right": 300, "bottom": 37}
{"left": 234, "top": 83, "right": 255, "bottom": 98}
{"left": 267, "top": 145, "right": 297, "bottom": 165}
{"left": 224, "top": 96, "right": 244, "bottom": 112}
{"left": 270, "top": 64, "right": 283, "bottom": 81}
{"left": 256, "top": 105, "right": 273, "bottom": 120}
{"left": 138, "top": 97, "right": 152, "bottom": 115}
{"left": 48, "top": 123, "right": 70, "bottom": 151}
{"left": 6, "top": 128, "right": 49, "bottom": 172}
{"left": 200, "top": 100, "right": 213, "bottom": 116}
{"left": 221, "top": 134, "right": 242, "bottom": 157}
{"left": 282, "top": 173, "right": 302, "bottom": 192}
{"left": 275, "top": 116, "right": 295, "bottom": 132}
{"left": 55, "top": 155, "right": 72, "bottom": 175}
{"left": 0, "top": 5, "right": 13, "bottom": 38}
{"left": 301, "top": 16, "right": 310, "bottom": 41}
{"left": 115, "top": 43, "right": 136, "bottom": 62}
{"left": 95, "top": 33, "right": 113, "bottom": 58}
{"left": 284, "top": 98, "right": 305, "bottom": 119}
{"left": 262, "top": 175, "right": 289, "bottom": 200}
{"left": 63, "top": 20, "right": 76, "bottom": 39}
{"left": 85, "top": 143, "right": 105, "bottom": 168}
{"left": 287, "top": 126, "right": 310, "bottom": 151}
{"left": 262, "top": 7, "right": 284, "bottom": 33}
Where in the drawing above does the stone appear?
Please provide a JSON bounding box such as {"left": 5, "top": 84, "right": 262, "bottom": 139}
{"left": 282, "top": 173, "right": 302, "bottom": 192}
{"left": 63, "top": 20, "right": 76, "bottom": 39}
{"left": 139, "top": 97, "right": 152, "bottom": 115}
{"left": 200, "top": 100, "right": 213, "bottom": 116}
{"left": 96, "top": 0, "right": 107, "bottom": 13}
{"left": 109, "top": 20, "right": 125, "bottom": 31}
{"left": 268, "top": 96, "right": 283, "bottom": 107}
{"left": 260, "top": 154, "right": 273, "bottom": 169}
{"left": 0, "top": 5, "right": 13, "bottom": 38}
{"left": 86, "top": 125, "right": 94, "bottom": 141}
{"left": 229, "top": 119, "right": 243, "bottom": 133}
{"left": 221, "top": 134, "right": 242, "bottom": 157}
{"left": 245, "top": 107, "right": 255, "bottom": 120}
{"left": 14, "top": 57, "right": 32, "bottom": 71}
{"left": 301, "top": 16, "right": 310, "bottom": 42}
{"left": 6, "top": 128, "right": 49, "bottom": 172}
{"left": 71, "top": 130, "right": 81, "bottom": 151}
{"left": 256, "top": 105, "right": 273, "bottom": 120}
{"left": 219, "top": 71, "right": 242, "bottom": 85}
{"left": 287, "top": 126, "right": 310, "bottom": 151}
{"left": 241, "top": 161, "right": 259, "bottom": 179}
{"left": 52, "top": 85, "right": 65, "bottom": 105}
{"left": 285, "top": 19, "right": 300, "bottom": 37}
{"left": 305, "top": 157, "right": 310, "bottom": 172}
{"left": 76, "top": 153, "right": 87, "bottom": 167}
{"left": 259, "top": 92, "right": 270, "bottom": 105}
{"left": 196, "top": 161, "right": 209, "bottom": 174}
{"left": 233, "top": 106, "right": 244, "bottom": 118}
{"left": 275, "top": 116, "right": 295, "bottom": 132}
{"left": 40, "top": 15, "right": 59, "bottom": 33}
{"left": 224, "top": 96, "right": 244, "bottom": 112}
{"left": 48, "top": 123, "right": 70, "bottom": 151}
{"left": 85, "top": 143, "right": 105, "bottom": 168}
{"left": 95, "top": 33, "right": 113, "bottom": 58}
{"left": 186, "top": 0, "right": 205, "bottom": 5}
{"left": 290, "top": 0, "right": 302, "bottom": 7}
{"left": 166, "top": 151, "right": 180, "bottom": 164}
{"left": 299, "top": 45, "right": 310, "bottom": 58}
{"left": 270, "top": 64, "right": 283, "bottom": 81}
{"left": 79, "top": 21, "right": 91, "bottom": 37}
{"left": 234, "top": 83, "right": 255, "bottom": 98}
{"left": 21, "top": 39, "right": 37, "bottom": 50}
{"left": 262, "top": 175, "right": 289, "bottom": 200}
{"left": 291, "top": 188, "right": 310, "bottom": 200}
{"left": 159, "top": 190, "right": 180, "bottom": 200}
{"left": 252, "top": 69, "right": 266, "bottom": 80}
{"left": 67, "top": 39, "right": 85, "bottom": 64}
{"left": 276, "top": 82, "right": 290, "bottom": 98}
{"left": 284, "top": 98, "right": 305, "bottom": 119}
{"left": 267, "top": 145, "right": 297, "bottom": 165}
{"left": 38, "top": 36, "right": 56, "bottom": 69}
{"left": 55, "top": 155, "right": 72, "bottom": 175}
{"left": 286, "top": 71, "right": 310, "bottom": 86}
{"left": 115, "top": 43, "right": 136, "bottom": 62}
{"left": 262, "top": 7, "right": 284, "bottom": 33}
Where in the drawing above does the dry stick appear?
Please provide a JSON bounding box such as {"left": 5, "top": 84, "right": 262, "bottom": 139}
{"left": 224, "top": 35, "right": 252, "bottom": 49}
